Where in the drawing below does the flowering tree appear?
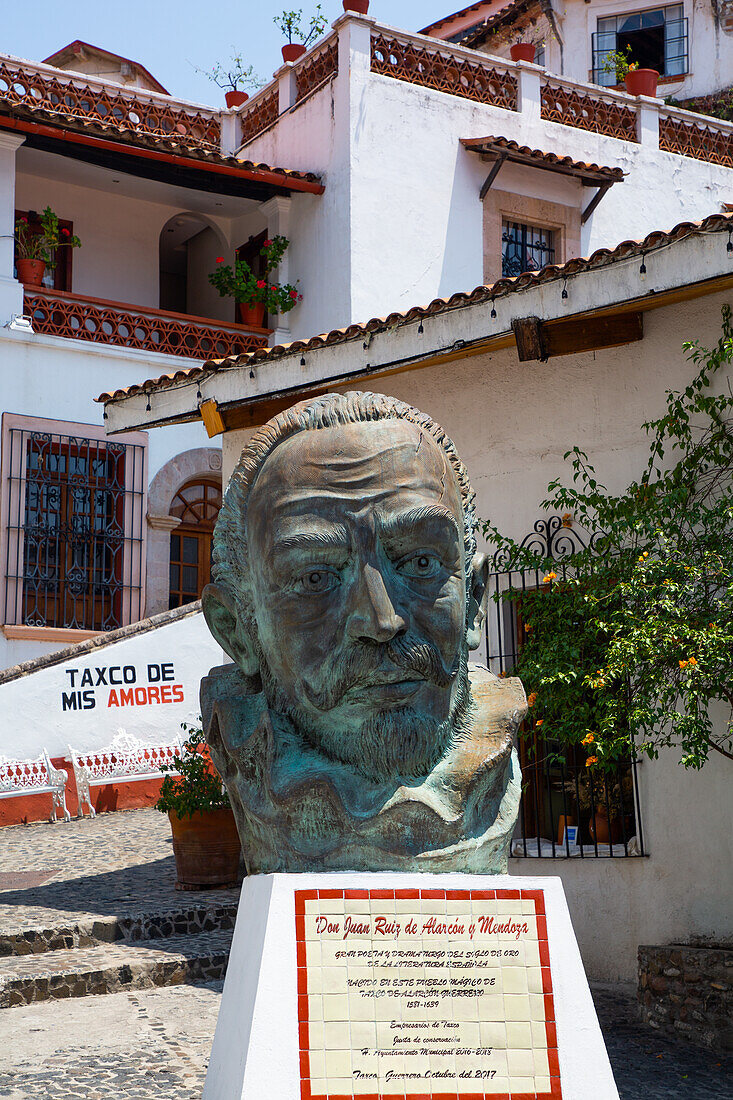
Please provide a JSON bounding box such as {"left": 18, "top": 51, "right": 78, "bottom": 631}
{"left": 484, "top": 307, "right": 733, "bottom": 771}
{"left": 208, "top": 235, "right": 301, "bottom": 314}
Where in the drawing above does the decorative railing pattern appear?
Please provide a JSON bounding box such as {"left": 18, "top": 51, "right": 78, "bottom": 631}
{"left": 24, "top": 289, "right": 268, "bottom": 360}
{"left": 240, "top": 88, "right": 280, "bottom": 145}
{"left": 370, "top": 32, "right": 518, "bottom": 111}
{"left": 659, "top": 112, "right": 733, "bottom": 167}
{"left": 295, "top": 39, "right": 339, "bottom": 104}
{"left": 0, "top": 56, "right": 220, "bottom": 150}
{"left": 541, "top": 78, "right": 638, "bottom": 142}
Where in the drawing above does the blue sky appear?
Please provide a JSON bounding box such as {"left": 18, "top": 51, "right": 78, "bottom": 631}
{"left": 3, "top": 1, "right": 456, "bottom": 104}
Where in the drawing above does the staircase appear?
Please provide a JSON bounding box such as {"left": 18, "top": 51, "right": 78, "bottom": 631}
{"left": 0, "top": 898, "right": 235, "bottom": 1009}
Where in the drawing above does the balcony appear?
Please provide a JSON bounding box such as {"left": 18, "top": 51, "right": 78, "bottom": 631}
{"left": 22, "top": 287, "right": 269, "bottom": 361}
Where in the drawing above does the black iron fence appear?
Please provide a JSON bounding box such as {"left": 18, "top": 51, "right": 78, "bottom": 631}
{"left": 484, "top": 516, "right": 645, "bottom": 858}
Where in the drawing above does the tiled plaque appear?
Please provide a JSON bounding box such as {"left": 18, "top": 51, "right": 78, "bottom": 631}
{"left": 294, "top": 888, "right": 560, "bottom": 1100}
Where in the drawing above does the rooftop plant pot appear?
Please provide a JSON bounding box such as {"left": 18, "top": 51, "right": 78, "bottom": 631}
{"left": 282, "top": 43, "right": 307, "bottom": 63}
{"left": 343, "top": 0, "right": 370, "bottom": 12}
{"left": 624, "top": 68, "right": 659, "bottom": 97}
{"left": 168, "top": 807, "right": 241, "bottom": 889}
{"left": 225, "top": 90, "right": 248, "bottom": 108}
{"left": 16, "top": 258, "right": 45, "bottom": 286}
{"left": 238, "top": 300, "right": 266, "bottom": 328}
{"left": 510, "top": 43, "right": 536, "bottom": 63}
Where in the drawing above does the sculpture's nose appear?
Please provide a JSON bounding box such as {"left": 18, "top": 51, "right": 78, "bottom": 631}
{"left": 346, "top": 563, "right": 407, "bottom": 645}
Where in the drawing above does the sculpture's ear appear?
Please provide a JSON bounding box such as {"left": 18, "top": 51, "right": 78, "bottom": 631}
{"left": 201, "top": 583, "right": 259, "bottom": 677}
{"left": 466, "top": 552, "right": 490, "bottom": 651}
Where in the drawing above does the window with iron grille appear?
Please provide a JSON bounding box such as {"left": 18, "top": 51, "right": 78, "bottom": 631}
{"left": 501, "top": 220, "right": 555, "bottom": 278}
{"left": 592, "top": 6, "right": 688, "bottom": 86}
{"left": 2, "top": 423, "right": 145, "bottom": 631}
{"left": 485, "top": 516, "right": 645, "bottom": 859}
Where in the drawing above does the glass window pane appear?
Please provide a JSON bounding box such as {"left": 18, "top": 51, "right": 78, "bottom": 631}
{"left": 170, "top": 533, "right": 180, "bottom": 559}
{"left": 170, "top": 563, "right": 180, "bottom": 589}
{"left": 182, "top": 565, "right": 198, "bottom": 590}
{"left": 182, "top": 536, "right": 199, "bottom": 564}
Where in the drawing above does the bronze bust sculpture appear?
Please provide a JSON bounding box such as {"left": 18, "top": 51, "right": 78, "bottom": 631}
{"left": 201, "top": 391, "right": 526, "bottom": 873}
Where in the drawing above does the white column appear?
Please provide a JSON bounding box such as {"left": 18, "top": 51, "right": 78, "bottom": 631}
{"left": 220, "top": 110, "right": 243, "bottom": 156}
{"left": 516, "top": 62, "right": 542, "bottom": 128}
{"left": 333, "top": 10, "right": 374, "bottom": 77}
{"left": 0, "top": 133, "right": 26, "bottom": 325}
{"left": 275, "top": 64, "right": 297, "bottom": 115}
{"left": 261, "top": 194, "right": 292, "bottom": 346}
{"left": 637, "top": 98, "right": 660, "bottom": 150}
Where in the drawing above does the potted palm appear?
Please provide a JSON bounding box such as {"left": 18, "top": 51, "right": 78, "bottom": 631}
{"left": 602, "top": 46, "right": 658, "bottom": 98}
{"left": 15, "top": 206, "right": 81, "bottom": 286}
{"left": 208, "top": 235, "right": 301, "bottom": 327}
{"left": 274, "top": 6, "right": 329, "bottom": 63}
{"left": 155, "top": 722, "right": 241, "bottom": 890}
{"left": 196, "top": 52, "right": 263, "bottom": 109}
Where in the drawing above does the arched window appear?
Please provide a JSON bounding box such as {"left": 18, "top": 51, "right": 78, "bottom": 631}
{"left": 168, "top": 478, "right": 222, "bottom": 608}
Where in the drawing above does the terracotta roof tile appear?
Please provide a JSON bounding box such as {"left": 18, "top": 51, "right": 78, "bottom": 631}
{"left": 461, "top": 135, "right": 624, "bottom": 181}
{"left": 97, "top": 212, "right": 733, "bottom": 404}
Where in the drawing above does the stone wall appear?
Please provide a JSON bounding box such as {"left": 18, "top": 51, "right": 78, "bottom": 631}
{"left": 638, "top": 944, "right": 733, "bottom": 1051}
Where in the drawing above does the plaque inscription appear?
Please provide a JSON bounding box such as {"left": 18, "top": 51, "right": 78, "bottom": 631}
{"left": 294, "top": 888, "right": 561, "bottom": 1099}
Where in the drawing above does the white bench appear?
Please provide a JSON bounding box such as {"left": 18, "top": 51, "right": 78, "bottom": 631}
{"left": 68, "top": 730, "right": 182, "bottom": 818}
{"left": 0, "top": 751, "right": 71, "bottom": 822}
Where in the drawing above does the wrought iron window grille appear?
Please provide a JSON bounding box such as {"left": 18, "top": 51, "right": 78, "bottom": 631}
{"left": 592, "top": 7, "right": 688, "bottom": 86}
{"left": 484, "top": 515, "right": 645, "bottom": 859}
{"left": 501, "top": 221, "right": 556, "bottom": 278}
{"left": 3, "top": 428, "right": 145, "bottom": 632}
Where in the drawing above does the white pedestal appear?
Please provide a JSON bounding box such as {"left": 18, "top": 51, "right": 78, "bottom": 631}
{"left": 204, "top": 872, "right": 619, "bottom": 1100}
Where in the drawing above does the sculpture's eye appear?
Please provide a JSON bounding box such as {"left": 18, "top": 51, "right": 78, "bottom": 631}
{"left": 297, "top": 568, "right": 339, "bottom": 594}
{"left": 398, "top": 553, "right": 441, "bottom": 579}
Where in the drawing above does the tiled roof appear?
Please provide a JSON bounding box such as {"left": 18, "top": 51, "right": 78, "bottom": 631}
{"left": 0, "top": 99, "right": 323, "bottom": 189}
{"left": 43, "top": 40, "right": 170, "bottom": 95}
{"left": 420, "top": 2, "right": 498, "bottom": 36}
{"left": 97, "top": 212, "right": 733, "bottom": 404}
{"left": 461, "top": 0, "right": 540, "bottom": 47}
{"left": 461, "top": 135, "right": 625, "bottom": 182}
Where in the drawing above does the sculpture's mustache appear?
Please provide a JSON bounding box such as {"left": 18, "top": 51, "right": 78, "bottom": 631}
{"left": 303, "top": 635, "right": 455, "bottom": 711}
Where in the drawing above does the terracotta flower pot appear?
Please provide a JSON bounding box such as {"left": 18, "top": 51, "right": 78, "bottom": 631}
{"left": 168, "top": 807, "right": 242, "bottom": 889}
{"left": 238, "top": 300, "right": 266, "bottom": 328}
{"left": 16, "top": 258, "right": 46, "bottom": 286}
{"left": 343, "top": 0, "right": 370, "bottom": 12}
{"left": 624, "top": 69, "right": 659, "bottom": 98}
{"left": 589, "top": 806, "right": 622, "bottom": 845}
{"left": 282, "top": 43, "right": 307, "bottom": 63}
{"left": 225, "top": 90, "right": 248, "bottom": 108}
{"left": 510, "top": 43, "right": 536, "bottom": 63}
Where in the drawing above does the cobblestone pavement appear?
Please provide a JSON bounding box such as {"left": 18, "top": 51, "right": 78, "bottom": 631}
{"left": 0, "top": 980, "right": 730, "bottom": 1098}
{"left": 0, "top": 808, "right": 238, "bottom": 935}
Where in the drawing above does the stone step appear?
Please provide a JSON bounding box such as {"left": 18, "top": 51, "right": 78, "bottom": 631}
{"left": 0, "top": 927, "right": 232, "bottom": 1008}
{"left": 0, "top": 898, "right": 238, "bottom": 958}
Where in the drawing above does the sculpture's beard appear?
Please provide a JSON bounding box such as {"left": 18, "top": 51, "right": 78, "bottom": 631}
{"left": 251, "top": 626, "right": 473, "bottom": 782}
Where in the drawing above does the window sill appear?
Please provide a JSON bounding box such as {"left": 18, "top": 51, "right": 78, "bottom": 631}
{"left": 2, "top": 625, "right": 103, "bottom": 643}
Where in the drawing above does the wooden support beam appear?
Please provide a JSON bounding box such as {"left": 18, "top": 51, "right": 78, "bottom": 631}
{"left": 199, "top": 398, "right": 226, "bottom": 437}
{"left": 513, "top": 310, "right": 644, "bottom": 362}
{"left": 479, "top": 153, "right": 508, "bottom": 200}
{"left": 581, "top": 181, "right": 612, "bottom": 224}
{"left": 512, "top": 316, "right": 547, "bottom": 362}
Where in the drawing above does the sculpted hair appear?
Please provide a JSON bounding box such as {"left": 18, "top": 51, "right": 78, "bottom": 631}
{"left": 212, "top": 390, "right": 477, "bottom": 607}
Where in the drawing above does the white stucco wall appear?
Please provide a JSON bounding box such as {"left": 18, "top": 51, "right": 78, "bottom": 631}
{"left": 218, "top": 283, "right": 733, "bottom": 982}
{"left": 0, "top": 609, "right": 221, "bottom": 759}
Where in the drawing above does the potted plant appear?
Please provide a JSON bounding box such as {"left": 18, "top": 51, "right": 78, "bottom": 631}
{"left": 602, "top": 46, "right": 659, "bottom": 98}
{"left": 196, "top": 52, "right": 263, "bottom": 109}
{"left": 274, "top": 6, "right": 328, "bottom": 64}
{"left": 14, "top": 206, "right": 81, "bottom": 286}
{"left": 155, "top": 722, "right": 241, "bottom": 890}
{"left": 343, "top": 0, "right": 369, "bottom": 12}
{"left": 208, "top": 235, "right": 302, "bottom": 327}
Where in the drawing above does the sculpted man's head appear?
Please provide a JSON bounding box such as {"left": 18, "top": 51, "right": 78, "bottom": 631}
{"left": 202, "top": 391, "right": 489, "bottom": 784}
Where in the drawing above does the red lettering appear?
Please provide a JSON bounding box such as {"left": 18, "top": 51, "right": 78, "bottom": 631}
{"left": 160, "top": 685, "right": 172, "bottom": 704}
{"left": 172, "top": 684, "right": 184, "bottom": 702}
{"left": 120, "top": 688, "right": 134, "bottom": 706}
{"left": 107, "top": 689, "right": 119, "bottom": 707}
{"left": 134, "top": 687, "right": 148, "bottom": 705}
{"left": 148, "top": 685, "right": 161, "bottom": 704}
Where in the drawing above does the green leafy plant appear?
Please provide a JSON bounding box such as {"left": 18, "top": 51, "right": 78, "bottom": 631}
{"left": 601, "top": 45, "right": 638, "bottom": 82}
{"left": 154, "top": 721, "right": 230, "bottom": 819}
{"left": 274, "top": 6, "right": 328, "bottom": 47}
{"left": 15, "top": 206, "right": 81, "bottom": 265}
{"left": 484, "top": 307, "right": 733, "bottom": 771}
{"left": 208, "top": 235, "right": 301, "bottom": 314}
{"left": 195, "top": 51, "right": 264, "bottom": 93}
